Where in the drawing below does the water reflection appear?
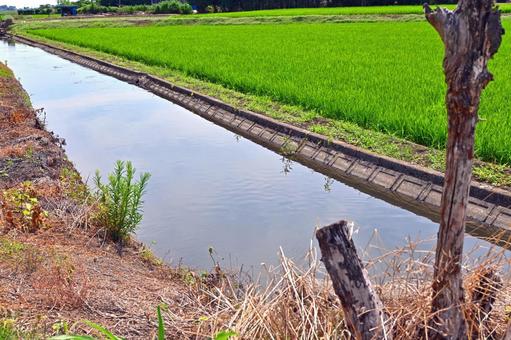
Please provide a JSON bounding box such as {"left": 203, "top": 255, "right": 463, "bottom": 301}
{"left": 280, "top": 157, "right": 293, "bottom": 175}
{"left": 323, "top": 177, "right": 334, "bottom": 192}
{"left": 0, "top": 40, "right": 499, "bottom": 270}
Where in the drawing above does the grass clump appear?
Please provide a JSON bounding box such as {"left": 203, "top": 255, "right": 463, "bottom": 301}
{"left": 60, "top": 166, "right": 89, "bottom": 203}
{"left": 139, "top": 246, "right": 163, "bottom": 267}
{"left": 94, "top": 160, "right": 150, "bottom": 242}
{"left": 0, "top": 67, "right": 12, "bottom": 78}
{"left": 0, "top": 62, "right": 13, "bottom": 79}
{"left": 0, "top": 238, "right": 26, "bottom": 260}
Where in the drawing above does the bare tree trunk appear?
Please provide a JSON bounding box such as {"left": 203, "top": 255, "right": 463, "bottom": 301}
{"left": 424, "top": 1, "right": 504, "bottom": 338}
{"left": 316, "top": 221, "right": 389, "bottom": 340}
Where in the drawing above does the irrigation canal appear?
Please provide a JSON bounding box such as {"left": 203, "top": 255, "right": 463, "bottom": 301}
{"left": 1, "top": 40, "right": 502, "bottom": 270}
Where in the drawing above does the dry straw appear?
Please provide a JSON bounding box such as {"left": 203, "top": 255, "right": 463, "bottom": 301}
{"left": 163, "top": 229, "right": 511, "bottom": 339}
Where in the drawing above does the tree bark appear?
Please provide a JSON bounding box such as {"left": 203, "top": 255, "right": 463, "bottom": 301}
{"left": 316, "top": 221, "right": 390, "bottom": 340}
{"left": 424, "top": 1, "right": 504, "bottom": 339}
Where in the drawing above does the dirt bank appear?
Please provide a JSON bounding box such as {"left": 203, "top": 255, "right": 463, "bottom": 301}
{"left": 0, "top": 62, "right": 215, "bottom": 338}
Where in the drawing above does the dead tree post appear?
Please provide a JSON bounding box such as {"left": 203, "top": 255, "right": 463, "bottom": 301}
{"left": 423, "top": 0, "right": 503, "bottom": 338}
{"left": 316, "top": 221, "right": 389, "bottom": 340}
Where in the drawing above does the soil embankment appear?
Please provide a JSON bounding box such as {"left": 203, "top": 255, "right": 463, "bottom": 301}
{"left": 0, "top": 62, "right": 203, "bottom": 338}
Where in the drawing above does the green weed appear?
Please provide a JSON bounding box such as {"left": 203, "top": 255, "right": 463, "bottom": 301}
{"left": 0, "top": 238, "right": 26, "bottom": 259}
{"left": 0, "top": 319, "right": 41, "bottom": 340}
{"left": 47, "top": 306, "right": 236, "bottom": 340}
{"left": 3, "top": 182, "right": 48, "bottom": 231}
{"left": 213, "top": 330, "right": 237, "bottom": 340}
{"left": 94, "top": 161, "right": 150, "bottom": 242}
{"left": 139, "top": 246, "right": 163, "bottom": 267}
{"left": 49, "top": 306, "right": 167, "bottom": 340}
{"left": 0, "top": 67, "right": 12, "bottom": 78}
{"left": 50, "top": 320, "right": 123, "bottom": 340}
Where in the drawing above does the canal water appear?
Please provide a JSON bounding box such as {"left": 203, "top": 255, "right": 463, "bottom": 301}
{"left": 0, "top": 40, "right": 494, "bottom": 270}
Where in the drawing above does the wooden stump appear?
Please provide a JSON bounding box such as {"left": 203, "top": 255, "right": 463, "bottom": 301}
{"left": 316, "top": 221, "right": 390, "bottom": 340}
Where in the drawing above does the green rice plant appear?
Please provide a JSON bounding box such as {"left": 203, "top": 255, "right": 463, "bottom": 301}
{"left": 94, "top": 161, "right": 150, "bottom": 242}
{"left": 30, "top": 19, "right": 511, "bottom": 164}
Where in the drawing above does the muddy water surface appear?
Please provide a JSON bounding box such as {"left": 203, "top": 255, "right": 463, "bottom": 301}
{"left": 1, "top": 41, "right": 495, "bottom": 270}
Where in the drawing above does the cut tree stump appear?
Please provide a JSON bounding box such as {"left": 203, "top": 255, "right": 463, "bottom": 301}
{"left": 424, "top": 0, "right": 504, "bottom": 338}
{"left": 316, "top": 221, "right": 390, "bottom": 340}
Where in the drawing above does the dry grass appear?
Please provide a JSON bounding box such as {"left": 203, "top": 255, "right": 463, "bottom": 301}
{"left": 160, "top": 234, "right": 511, "bottom": 339}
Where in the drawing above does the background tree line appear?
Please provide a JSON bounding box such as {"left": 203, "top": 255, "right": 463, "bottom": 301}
{"left": 97, "top": 0, "right": 458, "bottom": 12}
{"left": 18, "top": 0, "right": 507, "bottom": 15}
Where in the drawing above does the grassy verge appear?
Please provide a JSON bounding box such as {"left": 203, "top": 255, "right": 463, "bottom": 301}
{"left": 13, "top": 29, "right": 511, "bottom": 188}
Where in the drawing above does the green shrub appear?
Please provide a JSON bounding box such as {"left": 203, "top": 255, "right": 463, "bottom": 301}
{"left": 154, "top": 0, "right": 190, "bottom": 14}
{"left": 94, "top": 160, "right": 150, "bottom": 242}
{"left": 78, "top": 1, "right": 192, "bottom": 15}
{"left": 78, "top": 4, "right": 112, "bottom": 14}
{"left": 181, "top": 3, "right": 193, "bottom": 14}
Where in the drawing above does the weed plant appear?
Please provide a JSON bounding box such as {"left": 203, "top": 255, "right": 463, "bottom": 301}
{"left": 94, "top": 161, "right": 150, "bottom": 242}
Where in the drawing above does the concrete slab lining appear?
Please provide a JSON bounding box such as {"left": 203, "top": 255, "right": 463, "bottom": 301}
{"left": 11, "top": 34, "right": 511, "bottom": 244}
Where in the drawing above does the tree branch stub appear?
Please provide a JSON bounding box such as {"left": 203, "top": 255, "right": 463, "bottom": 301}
{"left": 316, "top": 221, "right": 390, "bottom": 340}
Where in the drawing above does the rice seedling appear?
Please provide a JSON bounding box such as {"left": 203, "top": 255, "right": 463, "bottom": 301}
{"left": 29, "top": 19, "right": 511, "bottom": 164}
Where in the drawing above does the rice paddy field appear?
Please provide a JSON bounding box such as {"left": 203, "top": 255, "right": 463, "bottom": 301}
{"left": 201, "top": 3, "right": 511, "bottom": 17}
{"left": 28, "top": 19, "right": 511, "bottom": 164}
